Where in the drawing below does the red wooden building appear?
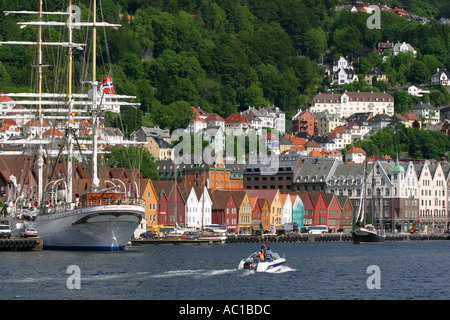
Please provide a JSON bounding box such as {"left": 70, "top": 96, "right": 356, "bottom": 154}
{"left": 153, "top": 181, "right": 187, "bottom": 227}
{"left": 309, "top": 191, "right": 328, "bottom": 227}
{"left": 297, "top": 192, "right": 315, "bottom": 226}
{"left": 324, "top": 193, "right": 341, "bottom": 232}
{"left": 337, "top": 195, "right": 354, "bottom": 233}
{"left": 210, "top": 190, "right": 239, "bottom": 233}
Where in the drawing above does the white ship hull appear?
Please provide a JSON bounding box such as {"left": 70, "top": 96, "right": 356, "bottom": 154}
{"left": 22, "top": 205, "right": 144, "bottom": 251}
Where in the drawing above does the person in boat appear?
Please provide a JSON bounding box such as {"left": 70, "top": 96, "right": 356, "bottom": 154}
{"left": 260, "top": 241, "right": 268, "bottom": 259}
{"left": 266, "top": 246, "right": 273, "bottom": 259}
{"left": 259, "top": 250, "right": 265, "bottom": 260}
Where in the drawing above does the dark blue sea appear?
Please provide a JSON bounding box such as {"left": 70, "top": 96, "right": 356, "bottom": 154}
{"left": 0, "top": 241, "right": 449, "bottom": 301}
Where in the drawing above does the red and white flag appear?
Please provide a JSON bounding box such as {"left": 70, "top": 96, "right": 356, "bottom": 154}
{"left": 102, "top": 75, "right": 115, "bottom": 94}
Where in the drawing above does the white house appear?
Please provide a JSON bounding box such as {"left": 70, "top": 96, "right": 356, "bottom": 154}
{"left": 185, "top": 187, "right": 212, "bottom": 228}
{"left": 281, "top": 194, "right": 292, "bottom": 225}
{"left": 224, "top": 113, "right": 251, "bottom": 136}
{"left": 22, "top": 119, "right": 50, "bottom": 137}
{"left": 0, "top": 119, "right": 20, "bottom": 141}
{"left": 331, "top": 56, "right": 358, "bottom": 85}
{"left": 204, "top": 113, "right": 225, "bottom": 130}
{"left": 332, "top": 68, "right": 358, "bottom": 85}
{"left": 392, "top": 42, "right": 417, "bottom": 57}
{"left": 200, "top": 126, "right": 226, "bottom": 156}
{"left": 408, "top": 85, "right": 430, "bottom": 97}
{"left": 430, "top": 69, "right": 450, "bottom": 86}
{"left": 410, "top": 102, "right": 440, "bottom": 125}
{"left": 345, "top": 147, "right": 366, "bottom": 163}
{"left": 332, "top": 56, "right": 352, "bottom": 72}
{"left": 310, "top": 92, "right": 395, "bottom": 118}
{"left": 186, "top": 115, "right": 207, "bottom": 134}
{"left": 263, "top": 106, "right": 286, "bottom": 134}
{"left": 99, "top": 127, "right": 124, "bottom": 144}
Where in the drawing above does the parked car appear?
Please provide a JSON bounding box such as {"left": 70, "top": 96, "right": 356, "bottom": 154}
{"left": 21, "top": 227, "right": 38, "bottom": 237}
{"left": 276, "top": 222, "right": 299, "bottom": 235}
{"left": 139, "top": 231, "right": 156, "bottom": 239}
{"left": 0, "top": 224, "right": 11, "bottom": 238}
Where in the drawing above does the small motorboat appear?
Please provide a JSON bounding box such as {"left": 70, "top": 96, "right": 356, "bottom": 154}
{"left": 238, "top": 252, "right": 286, "bottom": 273}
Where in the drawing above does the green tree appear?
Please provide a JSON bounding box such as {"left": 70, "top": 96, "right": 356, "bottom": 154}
{"left": 302, "top": 28, "right": 327, "bottom": 61}
{"left": 333, "top": 26, "right": 362, "bottom": 57}
{"left": 406, "top": 60, "right": 430, "bottom": 84}
{"left": 151, "top": 100, "right": 193, "bottom": 131}
{"left": 103, "top": 146, "right": 159, "bottom": 180}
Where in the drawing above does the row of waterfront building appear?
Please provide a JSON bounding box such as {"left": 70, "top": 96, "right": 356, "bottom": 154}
{"left": 154, "top": 153, "right": 449, "bottom": 234}
{"left": 1, "top": 153, "right": 448, "bottom": 236}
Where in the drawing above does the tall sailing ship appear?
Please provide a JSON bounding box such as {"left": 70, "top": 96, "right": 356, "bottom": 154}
{"left": 0, "top": 1, "right": 145, "bottom": 250}
{"left": 352, "top": 161, "right": 385, "bottom": 244}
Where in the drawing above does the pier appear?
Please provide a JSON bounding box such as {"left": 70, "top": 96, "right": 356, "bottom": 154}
{"left": 0, "top": 237, "right": 43, "bottom": 251}
{"left": 225, "top": 233, "right": 450, "bottom": 244}
{"left": 131, "top": 238, "right": 226, "bottom": 246}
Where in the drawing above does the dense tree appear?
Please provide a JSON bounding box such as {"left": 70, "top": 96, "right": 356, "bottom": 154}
{"left": 356, "top": 125, "right": 450, "bottom": 161}
{"left": 102, "top": 146, "right": 160, "bottom": 180}
{"left": 0, "top": 0, "right": 448, "bottom": 134}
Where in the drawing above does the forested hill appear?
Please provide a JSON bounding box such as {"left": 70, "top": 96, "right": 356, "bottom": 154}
{"left": 0, "top": 0, "right": 449, "bottom": 134}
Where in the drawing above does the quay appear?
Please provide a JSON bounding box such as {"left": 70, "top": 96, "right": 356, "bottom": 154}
{"left": 225, "top": 233, "right": 450, "bottom": 244}
{"left": 131, "top": 238, "right": 226, "bottom": 246}
{"left": 0, "top": 237, "right": 43, "bottom": 251}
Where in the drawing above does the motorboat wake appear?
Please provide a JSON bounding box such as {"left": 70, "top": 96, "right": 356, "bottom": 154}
{"left": 238, "top": 252, "right": 286, "bottom": 273}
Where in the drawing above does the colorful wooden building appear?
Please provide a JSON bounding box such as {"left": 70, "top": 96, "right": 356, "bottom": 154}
{"left": 210, "top": 190, "right": 239, "bottom": 233}
{"left": 309, "top": 191, "right": 327, "bottom": 227}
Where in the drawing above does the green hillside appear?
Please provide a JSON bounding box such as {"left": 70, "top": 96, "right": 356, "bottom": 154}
{"left": 0, "top": 0, "right": 449, "bottom": 138}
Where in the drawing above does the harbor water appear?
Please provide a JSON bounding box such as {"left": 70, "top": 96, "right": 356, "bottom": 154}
{"left": 0, "top": 240, "right": 448, "bottom": 300}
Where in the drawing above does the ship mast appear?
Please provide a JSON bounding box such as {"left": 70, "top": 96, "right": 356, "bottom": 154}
{"left": 0, "top": 0, "right": 143, "bottom": 208}
{"left": 66, "top": 0, "right": 74, "bottom": 205}
{"left": 91, "top": 0, "right": 99, "bottom": 191}
{"left": 37, "top": 0, "right": 44, "bottom": 206}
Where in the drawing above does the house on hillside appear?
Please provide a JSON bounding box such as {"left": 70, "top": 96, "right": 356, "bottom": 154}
{"left": 391, "top": 42, "right": 416, "bottom": 57}
{"left": 345, "top": 147, "right": 366, "bottom": 164}
{"left": 430, "top": 69, "right": 450, "bottom": 86}
{"left": 310, "top": 92, "right": 395, "bottom": 118}
{"left": 331, "top": 56, "right": 358, "bottom": 85}
{"left": 410, "top": 102, "right": 440, "bottom": 125}
{"left": 364, "top": 69, "right": 388, "bottom": 86}
{"left": 291, "top": 109, "right": 314, "bottom": 135}
{"left": 146, "top": 135, "right": 174, "bottom": 160}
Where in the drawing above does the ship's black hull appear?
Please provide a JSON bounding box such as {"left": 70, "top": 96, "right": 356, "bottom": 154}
{"left": 352, "top": 231, "right": 385, "bottom": 244}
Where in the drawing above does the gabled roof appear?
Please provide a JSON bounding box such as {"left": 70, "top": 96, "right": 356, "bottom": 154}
{"left": 43, "top": 128, "right": 64, "bottom": 136}
{"left": 346, "top": 147, "right": 366, "bottom": 154}
{"left": 204, "top": 113, "right": 224, "bottom": 122}
{"left": 411, "top": 102, "right": 437, "bottom": 110}
{"left": 225, "top": 113, "right": 251, "bottom": 124}
{"left": 210, "top": 190, "right": 234, "bottom": 210}
{"left": 244, "top": 189, "right": 279, "bottom": 205}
